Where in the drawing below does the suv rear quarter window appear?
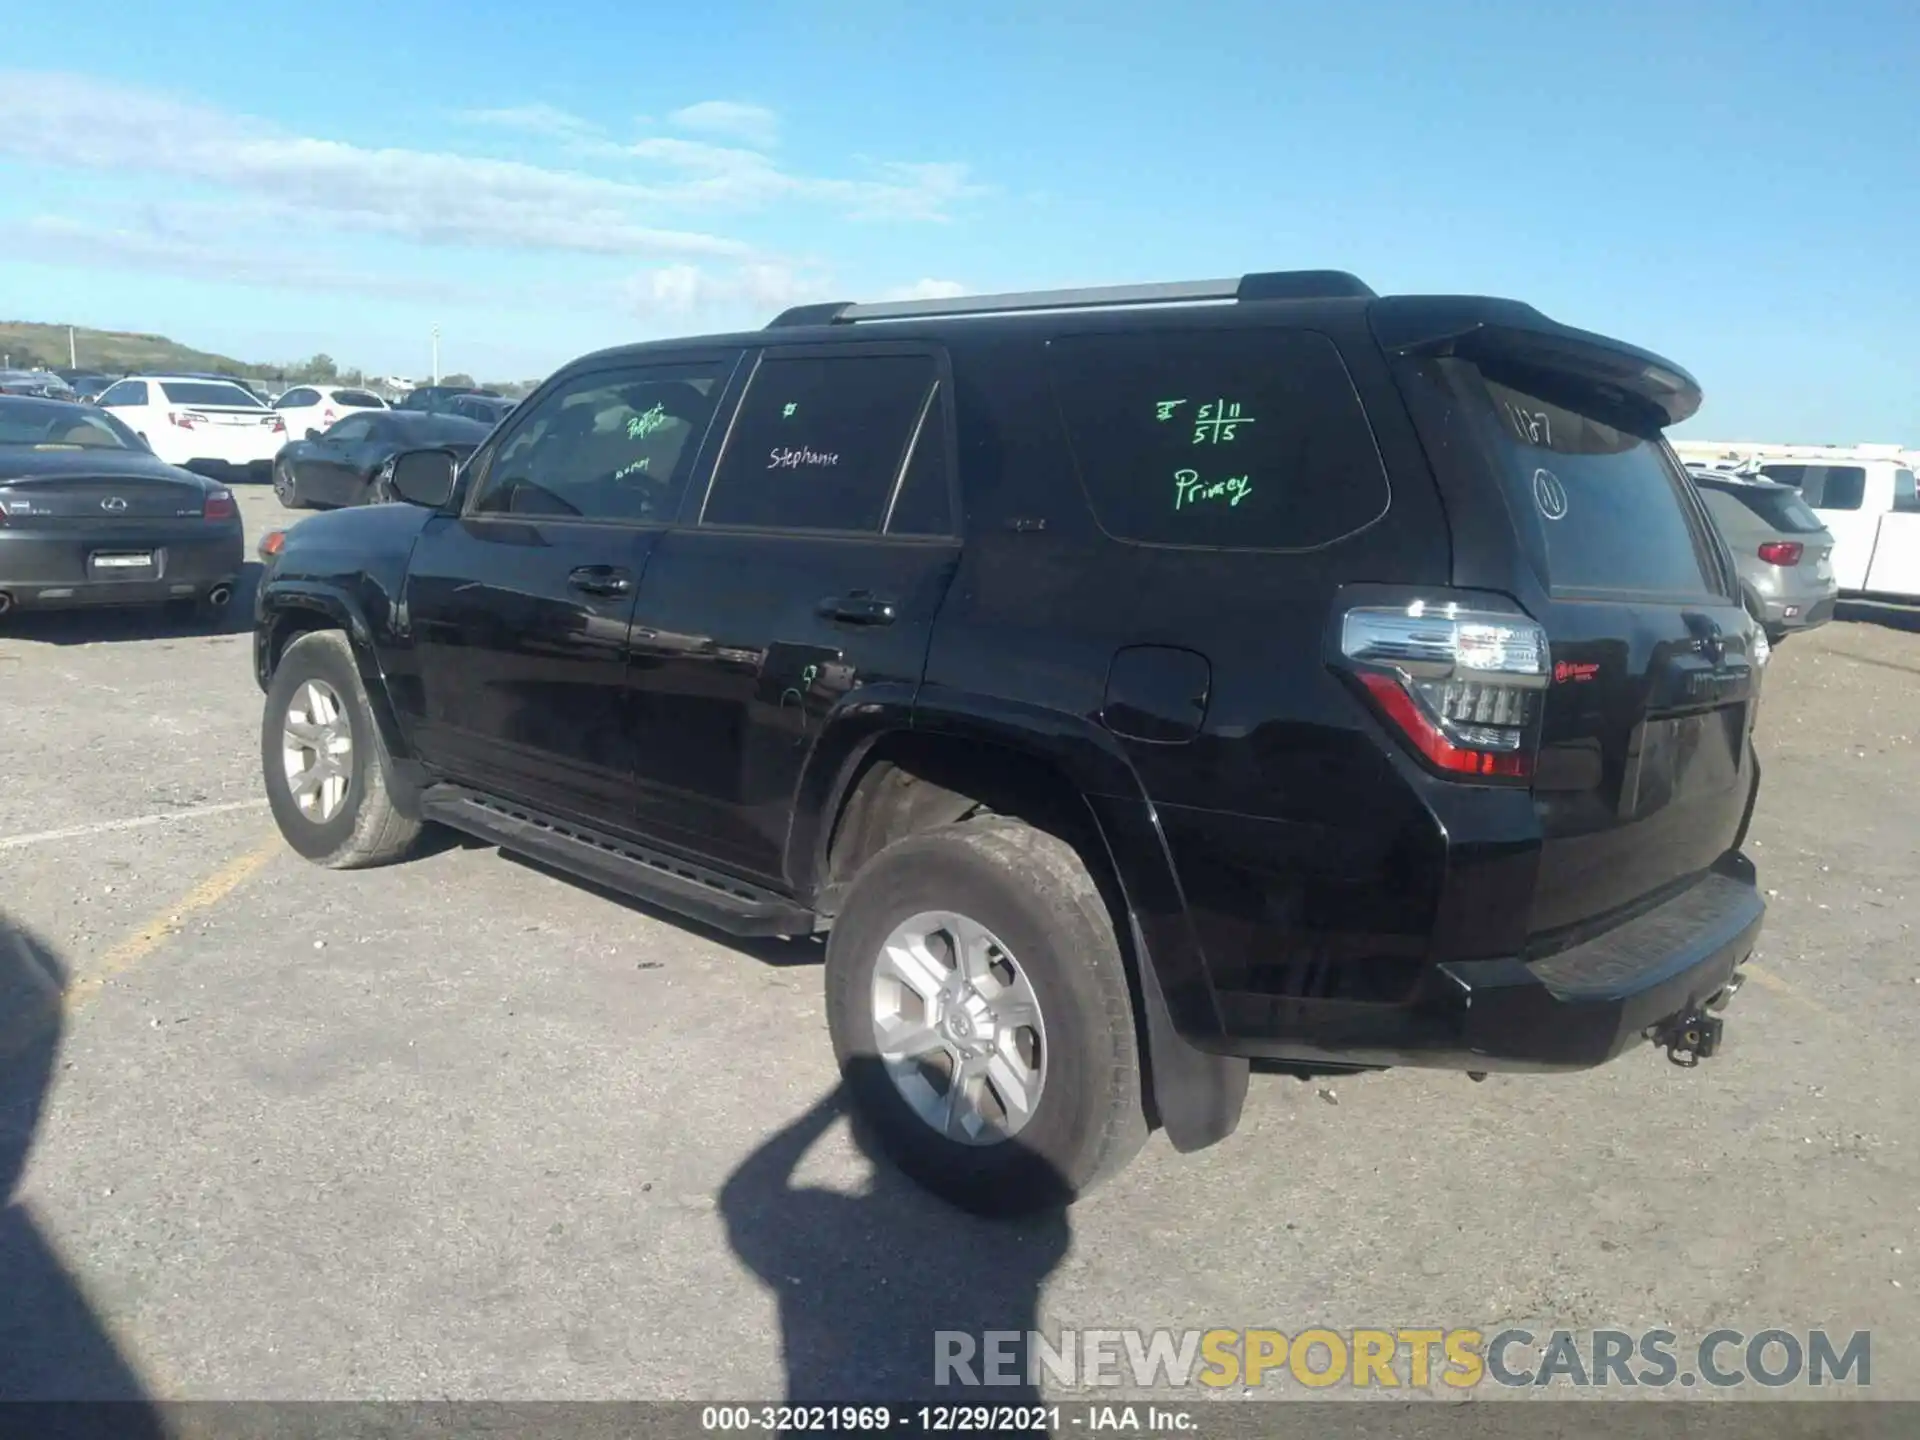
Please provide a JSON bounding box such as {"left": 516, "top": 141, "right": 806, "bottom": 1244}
{"left": 1047, "top": 328, "right": 1390, "bottom": 549}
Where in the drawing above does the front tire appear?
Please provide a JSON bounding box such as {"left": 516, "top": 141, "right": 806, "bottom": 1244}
{"left": 825, "top": 816, "right": 1148, "bottom": 1216}
{"left": 262, "top": 630, "right": 423, "bottom": 868}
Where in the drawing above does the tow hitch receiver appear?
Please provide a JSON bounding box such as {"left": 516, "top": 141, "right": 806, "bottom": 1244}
{"left": 1652, "top": 1010, "right": 1724, "bottom": 1068}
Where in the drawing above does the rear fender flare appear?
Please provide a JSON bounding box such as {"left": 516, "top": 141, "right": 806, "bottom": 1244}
{"left": 793, "top": 691, "right": 1248, "bottom": 1152}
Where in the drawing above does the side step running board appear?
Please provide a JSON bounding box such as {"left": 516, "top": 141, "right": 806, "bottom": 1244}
{"left": 420, "top": 784, "right": 820, "bottom": 938}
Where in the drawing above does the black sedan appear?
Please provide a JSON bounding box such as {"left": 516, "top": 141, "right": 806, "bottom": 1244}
{"left": 271, "top": 410, "right": 490, "bottom": 509}
{"left": 0, "top": 396, "right": 244, "bottom": 619}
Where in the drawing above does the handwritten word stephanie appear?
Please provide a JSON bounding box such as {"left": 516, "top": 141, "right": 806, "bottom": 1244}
{"left": 1173, "top": 468, "right": 1253, "bottom": 511}
{"left": 626, "top": 404, "right": 671, "bottom": 440}
{"left": 769, "top": 446, "right": 841, "bottom": 469}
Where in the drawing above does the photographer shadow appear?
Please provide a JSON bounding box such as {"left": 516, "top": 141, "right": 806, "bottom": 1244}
{"left": 1, "top": 915, "right": 165, "bottom": 1433}
{"left": 719, "top": 1060, "right": 1070, "bottom": 1410}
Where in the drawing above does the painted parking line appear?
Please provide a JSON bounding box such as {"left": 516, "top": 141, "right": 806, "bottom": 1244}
{"left": 0, "top": 799, "right": 269, "bottom": 853}
{"left": 1743, "top": 961, "right": 1837, "bottom": 1019}
{"left": 0, "top": 832, "right": 282, "bottom": 1060}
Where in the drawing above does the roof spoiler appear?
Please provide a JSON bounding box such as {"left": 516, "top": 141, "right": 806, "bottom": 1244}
{"left": 1368, "top": 296, "right": 1703, "bottom": 427}
{"left": 766, "top": 269, "right": 1377, "bottom": 328}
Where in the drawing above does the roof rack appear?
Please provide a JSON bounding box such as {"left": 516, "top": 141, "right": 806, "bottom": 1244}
{"left": 765, "top": 269, "right": 1376, "bottom": 328}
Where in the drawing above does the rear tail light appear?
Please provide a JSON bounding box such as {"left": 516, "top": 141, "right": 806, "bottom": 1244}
{"left": 203, "top": 489, "right": 237, "bottom": 520}
{"left": 168, "top": 410, "right": 202, "bottom": 429}
{"left": 269, "top": 415, "right": 286, "bottom": 433}
{"left": 1338, "top": 601, "right": 1551, "bottom": 780}
{"left": 1758, "top": 541, "right": 1803, "bottom": 566}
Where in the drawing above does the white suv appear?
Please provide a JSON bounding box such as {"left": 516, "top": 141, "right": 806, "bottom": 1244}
{"left": 97, "top": 375, "right": 286, "bottom": 475}
{"left": 272, "top": 385, "right": 388, "bottom": 442}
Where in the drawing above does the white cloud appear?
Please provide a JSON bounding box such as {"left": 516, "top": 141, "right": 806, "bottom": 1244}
{"left": 456, "top": 103, "right": 604, "bottom": 143}
{"left": 668, "top": 100, "right": 781, "bottom": 150}
{"left": 12, "top": 214, "right": 487, "bottom": 302}
{"left": 0, "top": 71, "right": 985, "bottom": 266}
{"left": 883, "top": 278, "right": 969, "bottom": 301}
{"left": 619, "top": 262, "right": 836, "bottom": 321}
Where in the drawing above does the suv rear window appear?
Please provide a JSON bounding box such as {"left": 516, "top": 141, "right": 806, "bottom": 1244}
{"left": 332, "top": 389, "right": 384, "bottom": 408}
{"left": 1464, "top": 369, "right": 1713, "bottom": 599}
{"left": 1048, "top": 328, "right": 1390, "bottom": 549}
{"left": 1700, "top": 481, "right": 1826, "bottom": 533}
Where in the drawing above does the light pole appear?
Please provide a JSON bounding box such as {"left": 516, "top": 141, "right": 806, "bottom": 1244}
{"left": 431, "top": 325, "right": 440, "bottom": 386}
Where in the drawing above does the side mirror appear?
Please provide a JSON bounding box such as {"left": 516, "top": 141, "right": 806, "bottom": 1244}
{"left": 305, "top": 427, "right": 322, "bottom": 441}
{"left": 387, "top": 447, "right": 459, "bottom": 509}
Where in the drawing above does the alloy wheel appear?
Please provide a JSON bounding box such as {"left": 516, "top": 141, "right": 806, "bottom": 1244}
{"left": 870, "top": 910, "right": 1048, "bottom": 1145}
{"left": 280, "top": 679, "right": 353, "bottom": 823}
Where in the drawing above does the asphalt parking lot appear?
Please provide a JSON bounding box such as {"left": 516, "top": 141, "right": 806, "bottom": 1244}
{"left": 2, "top": 484, "right": 1916, "bottom": 1405}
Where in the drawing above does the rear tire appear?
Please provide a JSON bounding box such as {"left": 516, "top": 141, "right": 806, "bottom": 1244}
{"left": 273, "top": 460, "right": 304, "bottom": 509}
{"left": 824, "top": 816, "right": 1148, "bottom": 1217}
{"left": 262, "top": 629, "right": 422, "bottom": 869}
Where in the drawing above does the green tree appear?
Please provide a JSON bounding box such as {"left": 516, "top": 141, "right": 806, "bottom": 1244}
{"left": 305, "top": 353, "right": 339, "bottom": 383}
{"left": 441, "top": 372, "right": 476, "bottom": 388}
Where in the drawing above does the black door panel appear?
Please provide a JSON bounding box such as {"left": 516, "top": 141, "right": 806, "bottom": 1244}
{"left": 627, "top": 531, "right": 958, "bottom": 882}
{"left": 404, "top": 517, "right": 656, "bottom": 827}
{"left": 395, "top": 357, "right": 737, "bottom": 830}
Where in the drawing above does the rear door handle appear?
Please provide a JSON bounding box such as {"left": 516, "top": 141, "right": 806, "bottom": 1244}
{"left": 817, "top": 594, "right": 896, "bottom": 626}
{"left": 568, "top": 565, "right": 634, "bottom": 597}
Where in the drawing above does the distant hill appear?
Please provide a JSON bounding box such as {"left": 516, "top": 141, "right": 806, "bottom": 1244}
{"left": 0, "top": 320, "right": 255, "bottom": 377}
{"left": 0, "top": 319, "right": 541, "bottom": 397}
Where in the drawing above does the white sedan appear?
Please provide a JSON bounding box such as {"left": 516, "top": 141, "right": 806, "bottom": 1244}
{"left": 271, "top": 384, "right": 388, "bottom": 442}
{"left": 97, "top": 375, "right": 286, "bottom": 475}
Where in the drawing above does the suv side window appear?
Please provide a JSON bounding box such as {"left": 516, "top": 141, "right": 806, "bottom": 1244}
{"left": 468, "top": 364, "right": 724, "bottom": 523}
{"left": 1893, "top": 468, "right": 1919, "bottom": 513}
{"left": 1804, "top": 465, "right": 1866, "bottom": 511}
{"left": 1048, "top": 328, "right": 1390, "bottom": 549}
{"left": 100, "top": 380, "right": 148, "bottom": 407}
{"left": 884, "top": 382, "right": 953, "bottom": 535}
{"left": 701, "top": 352, "right": 938, "bottom": 533}
{"left": 279, "top": 387, "right": 318, "bottom": 409}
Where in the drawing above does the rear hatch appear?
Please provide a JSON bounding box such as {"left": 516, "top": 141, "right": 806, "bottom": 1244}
{"left": 1703, "top": 479, "right": 1835, "bottom": 583}
{"left": 1382, "top": 315, "right": 1758, "bottom": 944}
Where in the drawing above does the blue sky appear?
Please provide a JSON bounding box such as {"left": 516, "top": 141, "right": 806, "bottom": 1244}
{"left": 1, "top": 0, "right": 1913, "bottom": 439}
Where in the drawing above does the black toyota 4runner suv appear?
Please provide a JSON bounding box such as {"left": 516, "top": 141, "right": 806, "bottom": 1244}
{"left": 254, "top": 270, "right": 1764, "bottom": 1214}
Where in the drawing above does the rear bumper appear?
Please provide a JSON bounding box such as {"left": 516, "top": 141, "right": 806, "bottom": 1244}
{"left": 0, "top": 525, "right": 244, "bottom": 609}
{"left": 1759, "top": 592, "right": 1837, "bottom": 632}
{"left": 1208, "top": 860, "right": 1763, "bottom": 1072}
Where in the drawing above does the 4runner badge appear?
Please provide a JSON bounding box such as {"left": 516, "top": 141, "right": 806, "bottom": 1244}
{"left": 1554, "top": 661, "right": 1599, "bottom": 684}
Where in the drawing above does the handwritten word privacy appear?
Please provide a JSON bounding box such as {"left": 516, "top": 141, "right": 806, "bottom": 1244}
{"left": 769, "top": 446, "right": 842, "bottom": 470}
{"left": 1174, "top": 468, "right": 1253, "bottom": 511}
